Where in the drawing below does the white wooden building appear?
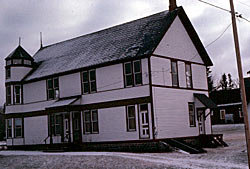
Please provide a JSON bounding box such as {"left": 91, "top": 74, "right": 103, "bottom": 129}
{"left": 4, "top": 7, "right": 216, "bottom": 148}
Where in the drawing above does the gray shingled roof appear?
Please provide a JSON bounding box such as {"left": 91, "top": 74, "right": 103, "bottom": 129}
{"left": 24, "top": 7, "right": 211, "bottom": 81}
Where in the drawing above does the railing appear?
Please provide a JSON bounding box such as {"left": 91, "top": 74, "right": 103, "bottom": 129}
{"left": 43, "top": 136, "right": 50, "bottom": 145}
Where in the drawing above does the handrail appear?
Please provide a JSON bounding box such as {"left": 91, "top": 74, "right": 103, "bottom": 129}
{"left": 43, "top": 135, "right": 50, "bottom": 144}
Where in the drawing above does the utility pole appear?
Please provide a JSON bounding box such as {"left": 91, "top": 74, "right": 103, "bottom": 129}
{"left": 229, "top": 0, "right": 250, "bottom": 167}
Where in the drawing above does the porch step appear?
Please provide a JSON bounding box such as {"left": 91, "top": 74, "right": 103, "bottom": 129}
{"left": 43, "top": 144, "right": 72, "bottom": 152}
{"left": 163, "top": 139, "right": 206, "bottom": 154}
{"left": 199, "top": 134, "right": 228, "bottom": 148}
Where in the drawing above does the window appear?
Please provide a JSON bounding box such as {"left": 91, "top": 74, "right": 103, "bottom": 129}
{"left": 124, "top": 60, "right": 142, "bottom": 87}
{"left": 14, "top": 118, "right": 23, "bottom": 138}
{"left": 14, "top": 85, "right": 22, "bottom": 104}
{"left": 188, "top": 103, "right": 196, "bottom": 127}
{"left": 185, "top": 63, "right": 192, "bottom": 88}
{"left": 6, "top": 86, "right": 11, "bottom": 105}
{"left": 126, "top": 105, "right": 136, "bottom": 131}
{"left": 220, "top": 109, "right": 226, "bottom": 119}
{"left": 13, "top": 59, "right": 22, "bottom": 65}
{"left": 171, "top": 60, "right": 179, "bottom": 87}
{"left": 6, "top": 60, "right": 11, "bottom": 66}
{"left": 49, "top": 114, "right": 62, "bottom": 136}
{"left": 47, "top": 77, "right": 59, "bottom": 100}
{"left": 7, "top": 119, "right": 12, "bottom": 138}
{"left": 83, "top": 110, "right": 99, "bottom": 134}
{"left": 82, "top": 70, "right": 96, "bottom": 94}
{"left": 6, "top": 68, "right": 11, "bottom": 79}
{"left": 239, "top": 108, "right": 243, "bottom": 118}
{"left": 23, "top": 60, "right": 32, "bottom": 65}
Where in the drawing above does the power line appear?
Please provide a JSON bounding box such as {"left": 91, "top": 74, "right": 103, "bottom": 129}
{"left": 236, "top": 0, "right": 250, "bottom": 8}
{"left": 237, "top": 14, "right": 250, "bottom": 23}
{"left": 197, "top": 0, "right": 232, "bottom": 13}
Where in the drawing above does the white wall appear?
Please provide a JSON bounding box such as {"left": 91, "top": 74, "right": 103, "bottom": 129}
{"left": 59, "top": 73, "right": 81, "bottom": 98}
{"left": 82, "top": 104, "right": 153, "bottom": 142}
{"left": 23, "top": 80, "right": 47, "bottom": 103}
{"left": 6, "top": 67, "right": 32, "bottom": 82}
{"left": 24, "top": 115, "right": 48, "bottom": 145}
{"left": 81, "top": 85, "right": 150, "bottom": 105}
{"left": 153, "top": 16, "right": 204, "bottom": 64}
{"left": 152, "top": 87, "right": 210, "bottom": 139}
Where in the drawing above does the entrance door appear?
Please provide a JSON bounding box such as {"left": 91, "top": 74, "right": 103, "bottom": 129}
{"left": 72, "top": 112, "right": 82, "bottom": 143}
{"left": 139, "top": 104, "right": 150, "bottom": 138}
{"left": 197, "top": 109, "right": 206, "bottom": 135}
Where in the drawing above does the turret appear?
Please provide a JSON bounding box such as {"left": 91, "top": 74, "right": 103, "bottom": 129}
{"left": 5, "top": 45, "right": 34, "bottom": 105}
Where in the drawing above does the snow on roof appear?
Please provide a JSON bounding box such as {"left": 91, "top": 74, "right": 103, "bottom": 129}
{"left": 24, "top": 9, "right": 178, "bottom": 81}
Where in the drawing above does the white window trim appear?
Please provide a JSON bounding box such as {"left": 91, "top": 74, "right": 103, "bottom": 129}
{"left": 220, "top": 109, "right": 226, "bottom": 119}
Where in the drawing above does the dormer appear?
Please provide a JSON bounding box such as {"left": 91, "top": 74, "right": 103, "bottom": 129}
{"left": 5, "top": 45, "right": 34, "bottom": 82}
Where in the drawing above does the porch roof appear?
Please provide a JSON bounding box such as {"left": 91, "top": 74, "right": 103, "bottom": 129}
{"left": 46, "top": 97, "right": 79, "bottom": 109}
{"left": 194, "top": 93, "right": 217, "bottom": 109}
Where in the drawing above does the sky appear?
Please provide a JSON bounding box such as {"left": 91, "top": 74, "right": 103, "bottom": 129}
{"left": 0, "top": 0, "right": 250, "bottom": 105}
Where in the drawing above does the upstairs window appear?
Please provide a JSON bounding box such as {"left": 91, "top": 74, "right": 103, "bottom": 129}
{"left": 7, "top": 119, "right": 12, "bottom": 138}
{"left": 6, "top": 68, "right": 11, "bottom": 79}
{"left": 220, "top": 109, "right": 226, "bottom": 119}
{"left": 47, "top": 77, "right": 59, "bottom": 100}
{"left": 14, "top": 85, "right": 22, "bottom": 104}
{"left": 13, "top": 59, "right": 22, "bottom": 65}
{"left": 82, "top": 70, "right": 96, "bottom": 94}
{"left": 171, "top": 60, "right": 179, "bottom": 87}
{"left": 83, "top": 110, "right": 99, "bottom": 134}
{"left": 6, "top": 85, "right": 11, "bottom": 105}
{"left": 6, "top": 60, "right": 12, "bottom": 66}
{"left": 23, "top": 60, "right": 32, "bottom": 65}
{"left": 14, "top": 118, "right": 23, "bottom": 138}
{"left": 124, "top": 60, "right": 142, "bottom": 87}
{"left": 126, "top": 105, "right": 136, "bottom": 131}
{"left": 185, "top": 63, "right": 193, "bottom": 88}
{"left": 188, "top": 103, "right": 196, "bottom": 127}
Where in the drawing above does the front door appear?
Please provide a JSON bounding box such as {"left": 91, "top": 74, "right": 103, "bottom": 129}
{"left": 139, "top": 104, "right": 150, "bottom": 138}
{"left": 72, "top": 111, "right": 81, "bottom": 143}
{"left": 63, "top": 113, "right": 70, "bottom": 143}
{"left": 197, "top": 109, "right": 206, "bottom": 135}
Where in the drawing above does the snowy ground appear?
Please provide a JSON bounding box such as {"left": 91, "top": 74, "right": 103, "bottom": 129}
{"left": 0, "top": 124, "right": 248, "bottom": 169}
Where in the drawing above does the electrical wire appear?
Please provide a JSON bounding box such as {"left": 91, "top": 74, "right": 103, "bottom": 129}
{"left": 236, "top": 0, "right": 250, "bottom": 8}
{"left": 197, "top": 0, "right": 232, "bottom": 13}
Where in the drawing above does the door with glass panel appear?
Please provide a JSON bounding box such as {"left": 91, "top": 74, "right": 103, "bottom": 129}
{"left": 139, "top": 104, "right": 150, "bottom": 138}
{"left": 72, "top": 111, "right": 81, "bottom": 143}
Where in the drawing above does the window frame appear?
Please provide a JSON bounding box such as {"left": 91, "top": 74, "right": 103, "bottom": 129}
{"left": 188, "top": 102, "right": 196, "bottom": 127}
{"left": 83, "top": 110, "right": 99, "bottom": 134}
{"left": 6, "top": 68, "right": 11, "bottom": 79}
{"left": 124, "top": 60, "right": 142, "bottom": 88}
{"left": 81, "top": 70, "right": 97, "bottom": 94}
{"left": 7, "top": 119, "right": 12, "bottom": 138}
{"left": 220, "top": 109, "right": 226, "bottom": 119}
{"left": 6, "top": 85, "right": 11, "bottom": 105}
{"left": 13, "top": 85, "right": 22, "bottom": 104}
{"left": 171, "top": 60, "right": 179, "bottom": 87}
{"left": 185, "top": 63, "right": 193, "bottom": 88}
{"left": 126, "top": 105, "right": 136, "bottom": 132}
{"left": 14, "top": 118, "right": 23, "bottom": 138}
{"left": 47, "top": 77, "right": 59, "bottom": 100}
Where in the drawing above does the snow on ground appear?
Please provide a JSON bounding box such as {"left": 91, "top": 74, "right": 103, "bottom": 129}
{"left": 0, "top": 124, "right": 248, "bottom": 169}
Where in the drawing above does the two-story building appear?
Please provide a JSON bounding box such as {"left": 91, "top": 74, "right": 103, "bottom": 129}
{"left": 4, "top": 6, "right": 216, "bottom": 149}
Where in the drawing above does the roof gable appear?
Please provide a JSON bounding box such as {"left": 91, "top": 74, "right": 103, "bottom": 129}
{"left": 5, "top": 45, "right": 33, "bottom": 61}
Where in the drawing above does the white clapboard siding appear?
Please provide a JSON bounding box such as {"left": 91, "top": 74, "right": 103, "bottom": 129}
{"left": 82, "top": 104, "right": 152, "bottom": 142}
{"left": 23, "top": 80, "right": 47, "bottom": 104}
{"left": 81, "top": 85, "right": 150, "bottom": 105}
{"left": 24, "top": 116, "right": 48, "bottom": 145}
{"left": 151, "top": 56, "right": 172, "bottom": 86}
{"left": 153, "top": 16, "right": 204, "bottom": 64}
{"left": 6, "top": 67, "right": 32, "bottom": 82}
{"left": 152, "top": 87, "right": 209, "bottom": 139}
{"left": 192, "top": 64, "right": 208, "bottom": 90}
{"left": 59, "top": 73, "right": 81, "bottom": 98}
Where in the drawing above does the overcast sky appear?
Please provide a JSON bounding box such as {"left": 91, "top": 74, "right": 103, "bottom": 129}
{"left": 0, "top": 0, "right": 250, "bottom": 105}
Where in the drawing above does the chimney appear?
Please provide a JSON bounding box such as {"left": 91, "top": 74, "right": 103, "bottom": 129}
{"left": 169, "top": 0, "right": 177, "bottom": 11}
